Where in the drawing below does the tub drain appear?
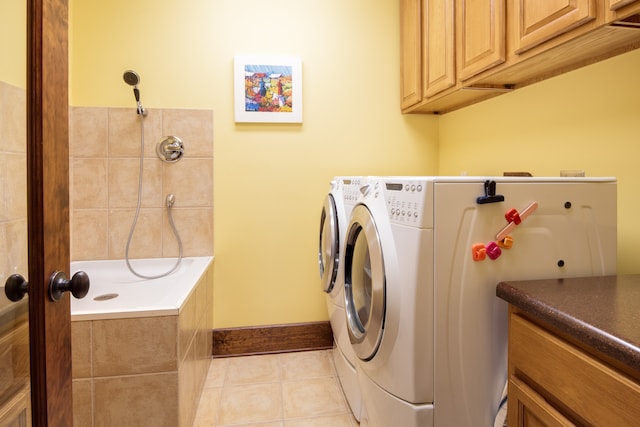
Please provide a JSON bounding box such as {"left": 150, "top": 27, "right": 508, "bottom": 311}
{"left": 94, "top": 293, "right": 119, "bottom": 301}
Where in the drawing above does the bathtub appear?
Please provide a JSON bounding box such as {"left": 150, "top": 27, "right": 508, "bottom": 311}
{"left": 70, "top": 255, "right": 214, "bottom": 427}
{"left": 70, "top": 256, "right": 213, "bottom": 321}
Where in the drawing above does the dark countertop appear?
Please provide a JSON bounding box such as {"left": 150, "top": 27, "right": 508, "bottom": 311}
{"left": 496, "top": 275, "right": 640, "bottom": 375}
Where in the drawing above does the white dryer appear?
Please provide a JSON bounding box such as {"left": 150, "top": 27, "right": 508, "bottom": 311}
{"left": 344, "top": 176, "right": 617, "bottom": 427}
{"left": 318, "top": 176, "right": 365, "bottom": 420}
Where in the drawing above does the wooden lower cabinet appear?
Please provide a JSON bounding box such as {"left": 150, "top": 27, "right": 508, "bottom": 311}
{"left": 509, "top": 377, "right": 575, "bottom": 427}
{"left": 507, "top": 310, "right": 640, "bottom": 426}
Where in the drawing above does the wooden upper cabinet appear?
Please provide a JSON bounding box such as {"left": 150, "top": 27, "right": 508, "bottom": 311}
{"left": 606, "top": 0, "right": 640, "bottom": 21}
{"left": 400, "top": 0, "right": 423, "bottom": 109}
{"left": 424, "top": 0, "right": 455, "bottom": 97}
{"left": 400, "top": 0, "right": 455, "bottom": 109}
{"left": 609, "top": 0, "right": 638, "bottom": 11}
{"left": 400, "top": 0, "right": 640, "bottom": 114}
{"left": 456, "top": 0, "right": 506, "bottom": 81}
{"left": 511, "top": 0, "right": 597, "bottom": 54}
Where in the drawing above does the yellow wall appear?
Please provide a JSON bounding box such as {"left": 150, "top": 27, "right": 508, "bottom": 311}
{"left": 439, "top": 49, "right": 640, "bottom": 274}
{"left": 70, "top": 1, "right": 639, "bottom": 327}
{"left": 69, "top": 0, "right": 439, "bottom": 327}
{"left": 0, "top": 0, "right": 26, "bottom": 87}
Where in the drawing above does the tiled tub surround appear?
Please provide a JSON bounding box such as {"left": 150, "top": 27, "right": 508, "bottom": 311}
{"left": 0, "top": 81, "right": 28, "bottom": 284}
{"left": 69, "top": 106, "right": 214, "bottom": 261}
{"left": 71, "top": 258, "right": 214, "bottom": 427}
{"left": 69, "top": 106, "right": 214, "bottom": 425}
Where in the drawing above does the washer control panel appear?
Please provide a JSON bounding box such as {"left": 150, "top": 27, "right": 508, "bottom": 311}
{"left": 382, "top": 179, "right": 432, "bottom": 228}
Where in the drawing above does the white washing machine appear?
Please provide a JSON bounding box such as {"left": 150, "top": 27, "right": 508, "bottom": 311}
{"left": 318, "top": 176, "right": 366, "bottom": 420}
{"left": 344, "top": 178, "right": 434, "bottom": 427}
{"left": 344, "top": 176, "right": 617, "bottom": 427}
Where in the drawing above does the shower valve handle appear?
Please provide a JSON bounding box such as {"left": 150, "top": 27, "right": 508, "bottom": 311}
{"left": 49, "top": 271, "right": 90, "bottom": 302}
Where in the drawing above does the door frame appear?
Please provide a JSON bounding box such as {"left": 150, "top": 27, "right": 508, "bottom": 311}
{"left": 27, "top": 0, "right": 73, "bottom": 425}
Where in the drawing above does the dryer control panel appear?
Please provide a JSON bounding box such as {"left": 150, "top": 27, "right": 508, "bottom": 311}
{"left": 381, "top": 179, "right": 433, "bottom": 229}
{"left": 342, "top": 177, "right": 368, "bottom": 205}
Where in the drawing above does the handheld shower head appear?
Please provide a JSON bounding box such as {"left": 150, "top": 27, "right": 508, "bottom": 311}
{"left": 123, "top": 70, "right": 140, "bottom": 87}
{"left": 122, "top": 70, "right": 146, "bottom": 115}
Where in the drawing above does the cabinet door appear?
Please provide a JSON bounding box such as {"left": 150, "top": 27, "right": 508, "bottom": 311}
{"left": 508, "top": 377, "right": 575, "bottom": 427}
{"left": 509, "top": 314, "right": 640, "bottom": 426}
{"left": 400, "top": 0, "right": 423, "bottom": 109}
{"left": 511, "top": 0, "right": 596, "bottom": 54}
{"left": 423, "top": 0, "right": 455, "bottom": 97}
{"left": 607, "top": 0, "right": 640, "bottom": 21}
{"left": 456, "top": 0, "right": 506, "bottom": 81}
{"left": 609, "top": 0, "right": 638, "bottom": 10}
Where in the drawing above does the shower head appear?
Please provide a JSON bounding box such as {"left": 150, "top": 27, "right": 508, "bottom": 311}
{"left": 123, "top": 70, "right": 140, "bottom": 87}
{"left": 122, "top": 70, "right": 146, "bottom": 115}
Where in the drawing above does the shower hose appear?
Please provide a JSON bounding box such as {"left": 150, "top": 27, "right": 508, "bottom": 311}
{"left": 125, "top": 112, "right": 184, "bottom": 279}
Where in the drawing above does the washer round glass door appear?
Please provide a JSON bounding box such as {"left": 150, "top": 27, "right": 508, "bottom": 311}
{"left": 344, "top": 204, "right": 385, "bottom": 361}
{"left": 319, "top": 194, "right": 339, "bottom": 293}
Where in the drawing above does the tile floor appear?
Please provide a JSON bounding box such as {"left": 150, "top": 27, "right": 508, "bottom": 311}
{"left": 193, "top": 349, "right": 359, "bottom": 427}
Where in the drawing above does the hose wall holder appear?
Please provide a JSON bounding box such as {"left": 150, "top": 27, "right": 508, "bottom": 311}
{"left": 156, "top": 136, "right": 184, "bottom": 163}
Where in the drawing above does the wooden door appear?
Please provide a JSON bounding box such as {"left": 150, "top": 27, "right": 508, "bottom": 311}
{"left": 0, "top": 0, "right": 72, "bottom": 424}
{"left": 456, "top": 0, "right": 506, "bottom": 81}
{"left": 27, "top": 0, "right": 74, "bottom": 425}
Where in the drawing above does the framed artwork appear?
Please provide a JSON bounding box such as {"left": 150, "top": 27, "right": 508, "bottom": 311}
{"left": 234, "top": 55, "right": 303, "bottom": 123}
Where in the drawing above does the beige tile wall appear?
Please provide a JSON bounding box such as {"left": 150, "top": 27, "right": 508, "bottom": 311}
{"left": 71, "top": 260, "right": 214, "bottom": 427}
{"left": 69, "top": 106, "right": 214, "bottom": 261}
{"left": 0, "top": 81, "right": 28, "bottom": 284}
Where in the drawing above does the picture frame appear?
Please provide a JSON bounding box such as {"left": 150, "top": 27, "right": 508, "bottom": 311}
{"left": 234, "top": 55, "right": 303, "bottom": 123}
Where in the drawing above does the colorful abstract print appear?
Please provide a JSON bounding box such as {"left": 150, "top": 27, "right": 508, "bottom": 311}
{"left": 244, "top": 64, "right": 293, "bottom": 113}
